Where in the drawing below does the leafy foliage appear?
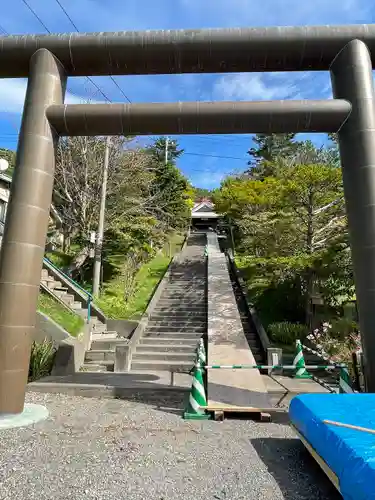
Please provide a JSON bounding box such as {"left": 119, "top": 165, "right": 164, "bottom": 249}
{"left": 52, "top": 136, "right": 191, "bottom": 289}
{"left": 216, "top": 135, "right": 353, "bottom": 335}
{"left": 97, "top": 234, "right": 184, "bottom": 319}
{"left": 28, "top": 340, "right": 56, "bottom": 382}
{"left": 247, "top": 133, "right": 298, "bottom": 179}
{"left": 193, "top": 187, "right": 212, "bottom": 200}
{"left": 268, "top": 322, "right": 308, "bottom": 345}
{"left": 0, "top": 147, "right": 16, "bottom": 176}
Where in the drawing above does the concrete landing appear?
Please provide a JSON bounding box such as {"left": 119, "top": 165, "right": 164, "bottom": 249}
{"left": 206, "top": 234, "right": 270, "bottom": 410}
{"left": 27, "top": 371, "right": 191, "bottom": 399}
{"left": 262, "top": 375, "right": 331, "bottom": 408}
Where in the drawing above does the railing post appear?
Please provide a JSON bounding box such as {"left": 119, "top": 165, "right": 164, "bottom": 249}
{"left": 87, "top": 298, "right": 91, "bottom": 324}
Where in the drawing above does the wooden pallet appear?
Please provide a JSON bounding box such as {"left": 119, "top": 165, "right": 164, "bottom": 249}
{"left": 203, "top": 404, "right": 288, "bottom": 422}
{"left": 291, "top": 424, "right": 340, "bottom": 493}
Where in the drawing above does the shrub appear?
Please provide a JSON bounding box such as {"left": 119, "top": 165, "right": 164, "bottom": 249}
{"left": 329, "top": 318, "right": 359, "bottom": 341}
{"left": 307, "top": 321, "right": 361, "bottom": 364}
{"left": 268, "top": 322, "right": 308, "bottom": 345}
{"left": 28, "top": 339, "right": 56, "bottom": 382}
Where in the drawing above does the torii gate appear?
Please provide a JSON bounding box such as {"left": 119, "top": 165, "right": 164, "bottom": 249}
{"left": 0, "top": 25, "right": 375, "bottom": 416}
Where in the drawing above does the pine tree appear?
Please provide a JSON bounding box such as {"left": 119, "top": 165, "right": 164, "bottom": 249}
{"left": 247, "top": 133, "right": 298, "bottom": 179}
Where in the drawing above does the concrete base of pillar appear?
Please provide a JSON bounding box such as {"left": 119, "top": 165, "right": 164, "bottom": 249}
{"left": 0, "top": 403, "right": 49, "bottom": 429}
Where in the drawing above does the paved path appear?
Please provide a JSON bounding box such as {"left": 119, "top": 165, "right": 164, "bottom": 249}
{"left": 0, "top": 393, "right": 339, "bottom": 500}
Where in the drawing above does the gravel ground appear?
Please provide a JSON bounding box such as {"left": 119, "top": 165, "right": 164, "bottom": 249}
{"left": 0, "top": 392, "right": 340, "bottom": 500}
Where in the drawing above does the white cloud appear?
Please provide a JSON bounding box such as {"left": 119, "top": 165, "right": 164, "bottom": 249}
{"left": 179, "top": 0, "right": 372, "bottom": 26}
{"left": 190, "top": 169, "right": 227, "bottom": 189}
{"left": 213, "top": 73, "right": 301, "bottom": 101}
{"left": 0, "top": 78, "right": 100, "bottom": 114}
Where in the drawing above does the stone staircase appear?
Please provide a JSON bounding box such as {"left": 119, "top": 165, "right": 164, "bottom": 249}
{"left": 131, "top": 233, "right": 207, "bottom": 372}
{"left": 40, "top": 262, "right": 107, "bottom": 335}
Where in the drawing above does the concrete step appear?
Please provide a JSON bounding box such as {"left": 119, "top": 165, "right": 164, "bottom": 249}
{"left": 163, "top": 292, "right": 205, "bottom": 296}
{"left": 85, "top": 350, "right": 115, "bottom": 362}
{"left": 165, "top": 286, "right": 206, "bottom": 293}
{"left": 40, "top": 275, "right": 55, "bottom": 284}
{"left": 164, "top": 282, "right": 205, "bottom": 286}
{"left": 247, "top": 341, "right": 262, "bottom": 350}
{"left": 154, "top": 306, "right": 206, "bottom": 311}
{"left": 90, "top": 339, "right": 128, "bottom": 350}
{"left": 46, "top": 280, "right": 63, "bottom": 290}
{"left": 150, "top": 312, "right": 206, "bottom": 319}
{"left": 147, "top": 321, "right": 206, "bottom": 328}
{"left": 132, "top": 352, "right": 195, "bottom": 362}
{"left": 140, "top": 337, "right": 199, "bottom": 345}
{"left": 146, "top": 330, "right": 203, "bottom": 338}
{"left": 71, "top": 301, "right": 83, "bottom": 310}
{"left": 162, "top": 286, "right": 205, "bottom": 290}
{"left": 136, "top": 344, "right": 196, "bottom": 353}
{"left": 57, "top": 293, "right": 75, "bottom": 305}
{"left": 154, "top": 306, "right": 206, "bottom": 312}
{"left": 91, "top": 332, "right": 119, "bottom": 341}
{"left": 158, "top": 295, "right": 206, "bottom": 307}
{"left": 146, "top": 325, "right": 206, "bottom": 333}
{"left": 93, "top": 323, "right": 107, "bottom": 333}
{"left": 41, "top": 269, "right": 50, "bottom": 279}
{"left": 81, "top": 360, "right": 114, "bottom": 372}
{"left": 131, "top": 360, "right": 193, "bottom": 371}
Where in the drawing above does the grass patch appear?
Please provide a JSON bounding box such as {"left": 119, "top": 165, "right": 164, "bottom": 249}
{"left": 97, "top": 233, "right": 185, "bottom": 319}
{"left": 38, "top": 292, "right": 84, "bottom": 337}
{"left": 45, "top": 249, "right": 74, "bottom": 269}
{"left": 97, "top": 253, "right": 171, "bottom": 319}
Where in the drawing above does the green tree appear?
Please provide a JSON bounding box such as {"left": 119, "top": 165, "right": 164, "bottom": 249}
{"left": 247, "top": 133, "right": 298, "bottom": 179}
{"left": 214, "top": 140, "right": 347, "bottom": 329}
{"left": 277, "top": 162, "right": 344, "bottom": 327}
{"left": 147, "top": 137, "right": 184, "bottom": 164}
{"left": 0, "top": 148, "right": 16, "bottom": 176}
{"left": 193, "top": 187, "right": 212, "bottom": 201}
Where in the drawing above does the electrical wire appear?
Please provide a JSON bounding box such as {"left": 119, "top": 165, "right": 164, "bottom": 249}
{"left": 20, "top": 0, "right": 113, "bottom": 102}
{"left": 21, "top": 0, "right": 50, "bottom": 32}
{"left": 2, "top": 7, "right": 249, "bottom": 168}
{"left": 53, "top": 0, "right": 131, "bottom": 103}
{"left": 184, "top": 152, "right": 247, "bottom": 161}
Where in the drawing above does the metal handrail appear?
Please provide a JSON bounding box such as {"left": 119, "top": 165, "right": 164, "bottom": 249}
{"left": 43, "top": 256, "right": 93, "bottom": 323}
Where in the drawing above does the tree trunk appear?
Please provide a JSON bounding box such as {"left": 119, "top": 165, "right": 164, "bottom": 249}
{"left": 65, "top": 246, "right": 90, "bottom": 276}
{"left": 62, "top": 230, "right": 71, "bottom": 253}
{"left": 305, "top": 269, "right": 314, "bottom": 331}
{"left": 305, "top": 191, "right": 314, "bottom": 330}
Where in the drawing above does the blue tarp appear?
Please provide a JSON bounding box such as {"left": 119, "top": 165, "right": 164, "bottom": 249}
{"left": 289, "top": 394, "right": 375, "bottom": 500}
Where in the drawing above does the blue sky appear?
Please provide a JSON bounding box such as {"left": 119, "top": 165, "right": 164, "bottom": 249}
{"left": 0, "top": 0, "right": 374, "bottom": 188}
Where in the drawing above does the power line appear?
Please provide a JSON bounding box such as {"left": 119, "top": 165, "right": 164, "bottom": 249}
{"left": 53, "top": 0, "right": 79, "bottom": 30}
{"left": 21, "top": 0, "right": 50, "bottom": 32}
{"left": 20, "top": 0, "right": 113, "bottom": 103}
{"left": 53, "top": 0, "right": 131, "bottom": 103}
{"left": 184, "top": 152, "right": 247, "bottom": 161}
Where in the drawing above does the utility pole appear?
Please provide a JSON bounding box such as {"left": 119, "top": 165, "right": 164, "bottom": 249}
{"left": 165, "top": 136, "right": 169, "bottom": 165}
{"left": 93, "top": 136, "right": 110, "bottom": 296}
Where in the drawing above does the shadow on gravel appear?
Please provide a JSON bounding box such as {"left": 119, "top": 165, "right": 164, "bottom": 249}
{"left": 29, "top": 372, "right": 189, "bottom": 416}
{"left": 251, "top": 437, "right": 341, "bottom": 500}
{"left": 113, "top": 387, "right": 188, "bottom": 416}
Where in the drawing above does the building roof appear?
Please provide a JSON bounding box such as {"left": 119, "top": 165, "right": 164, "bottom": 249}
{"left": 191, "top": 200, "right": 219, "bottom": 219}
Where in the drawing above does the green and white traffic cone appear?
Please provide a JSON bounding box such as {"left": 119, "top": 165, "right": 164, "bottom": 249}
{"left": 198, "top": 338, "right": 206, "bottom": 366}
{"left": 183, "top": 362, "right": 210, "bottom": 420}
{"left": 293, "top": 339, "right": 312, "bottom": 379}
{"left": 339, "top": 367, "right": 354, "bottom": 394}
